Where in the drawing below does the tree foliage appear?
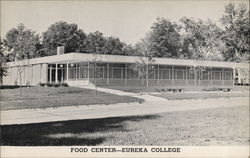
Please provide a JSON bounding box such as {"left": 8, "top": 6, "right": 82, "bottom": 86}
{"left": 3, "top": 23, "right": 41, "bottom": 61}
{"left": 122, "top": 44, "right": 136, "bottom": 56}
{"left": 85, "top": 31, "right": 106, "bottom": 54}
{"left": 138, "top": 18, "right": 181, "bottom": 58}
{"left": 220, "top": 3, "right": 250, "bottom": 62}
{"left": 179, "top": 17, "right": 224, "bottom": 61}
{"left": 42, "top": 21, "right": 87, "bottom": 56}
{"left": 85, "top": 31, "right": 127, "bottom": 55}
{"left": 0, "top": 38, "right": 8, "bottom": 77}
{"left": 103, "top": 37, "right": 126, "bottom": 55}
{"left": 1, "top": 3, "right": 249, "bottom": 63}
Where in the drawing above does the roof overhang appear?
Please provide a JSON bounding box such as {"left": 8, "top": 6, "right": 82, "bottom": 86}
{"left": 5, "top": 53, "right": 249, "bottom": 69}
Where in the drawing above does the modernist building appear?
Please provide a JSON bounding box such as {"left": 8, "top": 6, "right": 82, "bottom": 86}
{"left": 1, "top": 50, "right": 249, "bottom": 88}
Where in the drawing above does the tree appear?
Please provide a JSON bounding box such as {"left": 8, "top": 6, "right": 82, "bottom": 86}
{"left": 139, "top": 18, "right": 181, "bottom": 58}
{"left": 85, "top": 31, "right": 106, "bottom": 54}
{"left": 135, "top": 56, "right": 155, "bottom": 87}
{"left": 2, "top": 24, "right": 40, "bottom": 93}
{"left": 134, "top": 18, "right": 181, "bottom": 86}
{"left": 85, "top": 32, "right": 128, "bottom": 55}
{"left": 42, "top": 21, "right": 87, "bottom": 56}
{"left": 122, "top": 44, "right": 136, "bottom": 56}
{"left": 87, "top": 53, "right": 104, "bottom": 94}
{"left": 3, "top": 23, "right": 41, "bottom": 61}
{"left": 134, "top": 38, "right": 156, "bottom": 87}
{"left": 134, "top": 35, "right": 152, "bottom": 57}
{"left": 179, "top": 17, "right": 226, "bottom": 86}
{"left": 103, "top": 37, "right": 126, "bottom": 55}
{"left": 179, "top": 17, "right": 224, "bottom": 61}
{"left": 0, "top": 38, "right": 8, "bottom": 78}
{"left": 220, "top": 3, "right": 250, "bottom": 62}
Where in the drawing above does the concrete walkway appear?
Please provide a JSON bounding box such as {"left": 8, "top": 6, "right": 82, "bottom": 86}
{"left": 1, "top": 96, "right": 248, "bottom": 125}
{"left": 76, "top": 85, "right": 168, "bottom": 101}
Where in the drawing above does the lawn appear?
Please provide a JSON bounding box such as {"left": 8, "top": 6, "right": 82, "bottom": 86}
{"left": 101, "top": 85, "right": 249, "bottom": 93}
{"left": 1, "top": 105, "right": 248, "bottom": 146}
{"left": 151, "top": 91, "right": 249, "bottom": 100}
{"left": 102, "top": 85, "right": 249, "bottom": 100}
{"left": 0, "top": 86, "right": 143, "bottom": 111}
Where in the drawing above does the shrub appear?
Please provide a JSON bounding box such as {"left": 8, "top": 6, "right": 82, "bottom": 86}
{"left": 39, "top": 82, "right": 46, "bottom": 86}
{"left": 61, "top": 83, "right": 69, "bottom": 87}
{"left": 39, "top": 83, "right": 69, "bottom": 87}
{"left": 47, "top": 83, "right": 53, "bottom": 87}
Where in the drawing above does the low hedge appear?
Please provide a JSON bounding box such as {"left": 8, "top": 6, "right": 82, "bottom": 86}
{"left": 39, "top": 82, "right": 68, "bottom": 87}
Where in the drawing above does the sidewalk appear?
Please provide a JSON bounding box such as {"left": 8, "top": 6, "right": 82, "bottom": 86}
{"left": 1, "top": 96, "right": 248, "bottom": 125}
{"left": 77, "top": 85, "right": 168, "bottom": 101}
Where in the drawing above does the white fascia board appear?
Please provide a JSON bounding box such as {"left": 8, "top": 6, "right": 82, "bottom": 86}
{"left": 5, "top": 52, "right": 249, "bottom": 69}
{"left": 5, "top": 53, "right": 75, "bottom": 67}
{"left": 72, "top": 53, "right": 249, "bottom": 69}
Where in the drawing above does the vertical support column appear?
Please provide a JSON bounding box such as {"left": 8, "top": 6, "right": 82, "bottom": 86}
{"left": 107, "top": 63, "right": 109, "bottom": 85}
{"left": 49, "top": 66, "right": 52, "bottom": 83}
{"left": 31, "top": 65, "right": 33, "bottom": 85}
{"left": 198, "top": 67, "right": 201, "bottom": 86}
{"left": 157, "top": 65, "right": 160, "bottom": 85}
{"left": 88, "top": 62, "right": 90, "bottom": 85}
{"left": 222, "top": 68, "right": 224, "bottom": 86}
{"left": 66, "top": 62, "right": 69, "bottom": 83}
{"left": 61, "top": 65, "right": 64, "bottom": 83}
{"left": 194, "top": 66, "right": 197, "bottom": 86}
{"left": 79, "top": 63, "right": 81, "bottom": 79}
{"left": 17, "top": 67, "right": 19, "bottom": 85}
{"left": 55, "top": 63, "right": 58, "bottom": 84}
{"left": 23, "top": 66, "right": 26, "bottom": 86}
{"left": 237, "top": 68, "right": 241, "bottom": 85}
{"left": 102, "top": 66, "right": 104, "bottom": 79}
{"left": 146, "top": 64, "right": 149, "bottom": 87}
{"left": 185, "top": 66, "right": 188, "bottom": 86}
{"left": 75, "top": 63, "right": 78, "bottom": 79}
{"left": 125, "top": 64, "right": 127, "bottom": 85}
{"left": 232, "top": 67, "right": 235, "bottom": 86}
{"left": 171, "top": 65, "right": 174, "bottom": 85}
{"left": 111, "top": 67, "right": 113, "bottom": 81}
{"left": 121, "top": 67, "right": 123, "bottom": 80}
{"left": 210, "top": 68, "right": 213, "bottom": 85}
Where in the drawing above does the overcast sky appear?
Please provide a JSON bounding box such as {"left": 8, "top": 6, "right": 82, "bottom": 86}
{"left": 1, "top": 0, "right": 248, "bottom": 45}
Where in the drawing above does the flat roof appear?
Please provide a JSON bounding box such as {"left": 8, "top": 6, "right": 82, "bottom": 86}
{"left": 5, "top": 52, "right": 249, "bottom": 69}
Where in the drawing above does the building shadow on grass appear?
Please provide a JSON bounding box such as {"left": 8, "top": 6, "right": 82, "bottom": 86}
{"left": 0, "top": 115, "right": 160, "bottom": 146}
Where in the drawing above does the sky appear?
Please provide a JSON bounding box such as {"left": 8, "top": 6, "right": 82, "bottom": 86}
{"left": 0, "top": 0, "right": 248, "bottom": 45}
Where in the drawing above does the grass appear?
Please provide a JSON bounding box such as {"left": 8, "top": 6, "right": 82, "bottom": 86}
{"left": 1, "top": 105, "right": 248, "bottom": 146}
{"left": 101, "top": 85, "right": 249, "bottom": 93}
{"left": 101, "top": 85, "right": 249, "bottom": 100}
{"left": 151, "top": 91, "right": 249, "bottom": 100}
{"left": 0, "top": 86, "right": 143, "bottom": 111}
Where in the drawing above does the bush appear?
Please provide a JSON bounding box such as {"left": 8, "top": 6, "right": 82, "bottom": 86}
{"left": 40, "top": 83, "right": 69, "bottom": 87}
{"left": 61, "top": 83, "right": 69, "bottom": 87}
{"left": 39, "top": 82, "right": 46, "bottom": 87}
{"left": 47, "top": 83, "right": 53, "bottom": 87}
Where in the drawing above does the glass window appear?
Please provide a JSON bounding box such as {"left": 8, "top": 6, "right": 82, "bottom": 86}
{"left": 175, "top": 70, "right": 185, "bottom": 79}
{"left": 212, "top": 71, "right": 221, "bottom": 80}
{"left": 202, "top": 71, "right": 210, "bottom": 80}
{"left": 224, "top": 71, "right": 232, "bottom": 80}
{"left": 149, "top": 69, "right": 156, "bottom": 79}
{"left": 128, "top": 69, "right": 139, "bottom": 79}
{"left": 112, "top": 67, "right": 122, "bottom": 79}
{"left": 161, "top": 69, "right": 171, "bottom": 79}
